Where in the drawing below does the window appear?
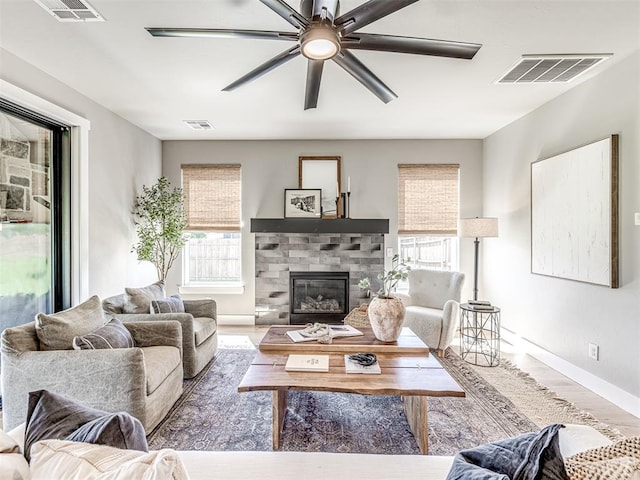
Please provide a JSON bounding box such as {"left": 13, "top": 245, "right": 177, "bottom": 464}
{"left": 181, "top": 164, "right": 241, "bottom": 285}
{"left": 397, "top": 164, "right": 460, "bottom": 272}
{"left": 0, "top": 103, "right": 71, "bottom": 335}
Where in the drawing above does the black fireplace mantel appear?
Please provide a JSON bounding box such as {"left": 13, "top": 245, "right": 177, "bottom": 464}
{"left": 250, "top": 218, "right": 389, "bottom": 234}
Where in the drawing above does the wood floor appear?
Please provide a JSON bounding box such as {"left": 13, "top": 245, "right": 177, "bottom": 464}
{"left": 218, "top": 324, "right": 640, "bottom": 438}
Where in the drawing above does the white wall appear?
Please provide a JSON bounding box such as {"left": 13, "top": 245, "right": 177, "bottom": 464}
{"left": 483, "top": 51, "right": 640, "bottom": 400}
{"left": 162, "top": 140, "right": 483, "bottom": 316}
{"left": 0, "top": 48, "right": 162, "bottom": 300}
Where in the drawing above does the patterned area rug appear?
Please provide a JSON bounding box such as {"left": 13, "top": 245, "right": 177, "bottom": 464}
{"left": 148, "top": 349, "right": 540, "bottom": 456}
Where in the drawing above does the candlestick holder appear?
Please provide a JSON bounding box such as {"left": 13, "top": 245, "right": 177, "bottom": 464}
{"left": 335, "top": 196, "right": 340, "bottom": 218}
{"left": 340, "top": 193, "right": 348, "bottom": 218}
{"left": 346, "top": 192, "right": 351, "bottom": 218}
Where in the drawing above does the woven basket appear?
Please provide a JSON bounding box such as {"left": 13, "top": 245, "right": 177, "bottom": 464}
{"left": 344, "top": 307, "right": 371, "bottom": 328}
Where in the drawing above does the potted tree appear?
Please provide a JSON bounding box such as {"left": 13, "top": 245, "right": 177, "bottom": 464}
{"left": 132, "top": 177, "right": 188, "bottom": 282}
{"left": 359, "top": 254, "right": 410, "bottom": 342}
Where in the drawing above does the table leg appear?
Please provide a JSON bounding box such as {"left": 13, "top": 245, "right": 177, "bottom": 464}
{"left": 402, "top": 395, "right": 428, "bottom": 454}
{"left": 272, "top": 389, "right": 287, "bottom": 450}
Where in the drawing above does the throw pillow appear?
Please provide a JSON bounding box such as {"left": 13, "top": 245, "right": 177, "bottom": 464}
{"left": 0, "top": 429, "right": 30, "bottom": 480}
{"left": 72, "top": 318, "right": 135, "bottom": 350}
{"left": 30, "top": 440, "right": 189, "bottom": 480}
{"left": 35, "top": 295, "right": 106, "bottom": 351}
{"left": 24, "top": 390, "right": 148, "bottom": 462}
{"left": 565, "top": 436, "right": 640, "bottom": 480}
{"left": 124, "top": 280, "right": 166, "bottom": 314}
{"left": 150, "top": 294, "right": 185, "bottom": 314}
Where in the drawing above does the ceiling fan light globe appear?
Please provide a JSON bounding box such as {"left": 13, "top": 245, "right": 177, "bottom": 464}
{"left": 302, "top": 38, "right": 339, "bottom": 59}
{"left": 300, "top": 26, "right": 340, "bottom": 60}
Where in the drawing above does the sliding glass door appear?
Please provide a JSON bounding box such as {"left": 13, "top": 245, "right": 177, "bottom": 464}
{"left": 0, "top": 104, "right": 71, "bottom": 334}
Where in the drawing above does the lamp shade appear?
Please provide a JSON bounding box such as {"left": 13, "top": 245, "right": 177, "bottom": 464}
{"left": 459, "top": 217, "right": 499, "bottom": 238}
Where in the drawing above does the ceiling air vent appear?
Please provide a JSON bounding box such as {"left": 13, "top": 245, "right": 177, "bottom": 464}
{"left": 498, "top": 54, "right": 612, "bottom": 84}
{"left": 33, "top": 0, "right": 104, "bottom": 22}
{"left": 183, "top": 120, "right": 214, "bottom": 131}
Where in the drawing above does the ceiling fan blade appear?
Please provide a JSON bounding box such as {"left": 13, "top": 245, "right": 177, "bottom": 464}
{"left": 342, "top": 33, "right": 481, "bottom": 60}
{"left": 304, "top": 60, "right": 324, "bottom": 110}
{"left": 335, "top": 0, "right": 418, "bottom": 36}
{"left": 145, "top": 27, "right": 298, "bottom": 42}
{"left": 223, "top": 46, "right": 301, "bottom": 92}
{"left": 260, "top": 0, "right": 309, "bottom": 29}
{"left": 332, "top": 50, "right": 397, "bottom": 104}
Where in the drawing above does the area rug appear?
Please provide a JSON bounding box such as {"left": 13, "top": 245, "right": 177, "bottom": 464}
{"left": 148, "top": 348, "right": 544, "bottom": 456}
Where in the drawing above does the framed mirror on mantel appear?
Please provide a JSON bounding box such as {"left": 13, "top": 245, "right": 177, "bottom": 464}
{"left": 299, "top": 156, "right": 341, "bottom": 218}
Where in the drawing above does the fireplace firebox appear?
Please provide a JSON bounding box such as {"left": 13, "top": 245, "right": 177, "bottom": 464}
{"left": 289, "top": 272, "right": 349, "bottom": 325}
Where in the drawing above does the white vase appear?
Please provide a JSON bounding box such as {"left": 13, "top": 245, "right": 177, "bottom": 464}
{"left": 367, "top": 296, "right": 406, "bottom": 342}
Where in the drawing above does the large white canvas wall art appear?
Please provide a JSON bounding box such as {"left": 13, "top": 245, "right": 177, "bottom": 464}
{"left": 531, "top": 135, "right": 618, "bottom": 288}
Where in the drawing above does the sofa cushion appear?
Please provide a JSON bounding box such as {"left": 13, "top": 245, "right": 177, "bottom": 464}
{"left": 35, "top": 295, "right": 106, "bottom": 351}
{"left": 151, "top": 294, "right": 185, "bottom": 314}
{"left": 24, "top": 390, "right": 148, "bottom": 462}
{"left": 143, "top": 346, "right": 182, "bottom": 395}
{"left": 73, "top": 318, "right": 136, "bottom": 350}
{"left": 102, "top": 294, "right": 127, "bottom": 315}
{"left": 124, "top": 281, "right": 166, "bottom": 314}
{"left": 30, "top": 440, "right": 189, "bottom": 480}
{"left": 193, "top": 317, "right": 216, "bottom": 346}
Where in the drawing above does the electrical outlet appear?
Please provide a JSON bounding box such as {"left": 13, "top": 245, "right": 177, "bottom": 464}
{"left": 588, "top": 343, "right": 599, "bottom": 361}
{"left": 635, "top": 212, "right": 640, "bottom": 226}
{"left": 386, "top": 247, "right": 394, "bottom": 258}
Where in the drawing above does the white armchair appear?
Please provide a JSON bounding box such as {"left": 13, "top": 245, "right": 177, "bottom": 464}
{"left": 396, "top": 269, "right": 465, "bottom": 358}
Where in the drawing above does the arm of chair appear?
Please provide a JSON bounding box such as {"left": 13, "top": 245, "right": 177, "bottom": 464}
{"left": 183, "top": 299, "right": 216, "bottom": 320}
{"left": 114, "top": 313, "right": 194, "bottom": 349}
{"left": 394, "top": 292, "right": 412, "bottom": 307}
{"left": 124, "top": 320, "right": 183, "bottom": 353}
{"left": 1, "top": 348, "right": 147, "bottom": 431}
{"left": 438, "top": 300, "right": 461, "bottom": 351}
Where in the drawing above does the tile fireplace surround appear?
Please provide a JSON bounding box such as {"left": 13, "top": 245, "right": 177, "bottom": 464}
{"left": 253, "top": 219, "right": 388, "bottom": 325}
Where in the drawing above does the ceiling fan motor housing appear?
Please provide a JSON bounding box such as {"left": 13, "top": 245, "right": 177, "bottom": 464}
{"left": 300, "top": 0, "right": 340, "bottom": 22}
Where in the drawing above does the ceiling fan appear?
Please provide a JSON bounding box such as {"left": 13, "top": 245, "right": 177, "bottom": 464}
{"left": 146, "top": 0, "right": 482, "bottom": 110}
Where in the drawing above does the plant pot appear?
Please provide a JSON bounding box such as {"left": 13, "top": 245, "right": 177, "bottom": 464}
{"left": 367, "top": 296, "right": 406, "bottom": 342}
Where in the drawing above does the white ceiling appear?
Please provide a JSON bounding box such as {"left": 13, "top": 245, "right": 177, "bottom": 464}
{"left": 0, "top": 0, "right": 638, "bottom": 140}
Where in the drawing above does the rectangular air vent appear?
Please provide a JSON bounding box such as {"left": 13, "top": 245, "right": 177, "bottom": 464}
{"left": 498, "top": 54, "right": 611, "bottom": 84}
{"left": 33, "top": 0, "right": 104, "bottom": 22}
{"left": 183, "top": 120, "right": 214, "bottom": 130}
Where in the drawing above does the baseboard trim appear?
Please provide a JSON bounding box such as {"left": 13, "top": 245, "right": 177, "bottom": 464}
{"left": 217, "top": 314, "right": 255, "bottom": 326}
{"left": 502, "top": 328, "right": 640, "bottom": 419}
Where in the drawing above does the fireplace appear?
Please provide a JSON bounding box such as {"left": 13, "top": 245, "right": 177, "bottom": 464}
{"left": 289, "top": 272, "right": 349, "bottom": 325}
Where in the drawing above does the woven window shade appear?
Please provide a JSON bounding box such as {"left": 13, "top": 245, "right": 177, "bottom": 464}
{"left": 398, "top": 164, "right": 460, "bottom": 235}
{"left": 182, "top": 164, "right": 241, "bottom": 231}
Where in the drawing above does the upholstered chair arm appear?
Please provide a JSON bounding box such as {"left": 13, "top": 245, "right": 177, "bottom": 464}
{"left": 438, "top": 300, "right": 461, "bottom": 351}
{"left": 394, "top": 292, "right": 412, "bottom": 307}
{"left": 1, "top": 348, "right": 147, "bottom": 431}
{"left": 123, "top": 320, "right": 183, "bottom": 353}
{"left": 115, "top": 313, "right": 193, "bottom": 346}
{"left": 183, "top": 299, "right": 217, "bottom": 320}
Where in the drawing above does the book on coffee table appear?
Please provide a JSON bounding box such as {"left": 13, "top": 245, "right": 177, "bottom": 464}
{"left": 285, "top": 354, "right": 330, "bottom": 372}
{"left": 344, "top": 355, "right": 381, "bottom": 374}
{"left": 286, "top": 325, "right": 363, "bottom": 343}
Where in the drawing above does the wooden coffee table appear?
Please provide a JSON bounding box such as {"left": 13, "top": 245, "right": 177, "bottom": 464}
{"left": 237, "top": 326, "right": 465, "bottom": 454}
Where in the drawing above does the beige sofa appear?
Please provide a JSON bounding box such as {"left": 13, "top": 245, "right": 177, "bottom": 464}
{"left": 0, "top": 424, "right": 615, "bottom": 480}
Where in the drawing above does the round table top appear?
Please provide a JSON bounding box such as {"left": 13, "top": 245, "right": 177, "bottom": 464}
{"left": 460, "top": 303, "right": 501, "bottom": 313}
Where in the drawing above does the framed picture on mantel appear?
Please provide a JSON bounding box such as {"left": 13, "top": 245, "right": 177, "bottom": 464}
{"left": 299, "top": 156, "right": 341, "bottom": 218}
{"left": 284, "top": 189, "right": 322, "bottom": 218}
